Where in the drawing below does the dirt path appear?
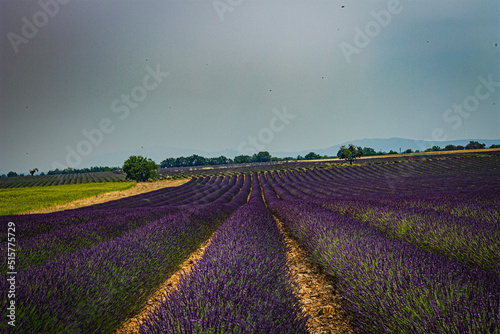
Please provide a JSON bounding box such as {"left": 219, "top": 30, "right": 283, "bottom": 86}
{"left": 114, "top": 232, "right": 215, "bottom": 334}
{"left": 26, "top": 179, "right": 189, "bottom": 214}
{"left": 275, "top": 217, "right": 355, "bottom": 334}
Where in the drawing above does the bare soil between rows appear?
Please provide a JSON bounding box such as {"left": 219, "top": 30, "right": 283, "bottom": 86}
{"left": 275, "top": 218, "right": 355, "bottom": 334}
{"left": 115, "top": 214, "right": 355, "bottom": 334}
{"left": 27, "top": 177, "right": 354, "bottom": 333}
{"left": 115, "top": 232, "right": 215, "bottom": 334}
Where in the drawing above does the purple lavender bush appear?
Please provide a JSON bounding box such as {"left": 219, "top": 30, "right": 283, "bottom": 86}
{"left": 140, "top": 199, "right": 308, "bottom": 333}
{"left": 0, "top": 203, "right": 234, "bottom": 333}
{"left": 269, "top": 200, "right": 500, "bottom": 333}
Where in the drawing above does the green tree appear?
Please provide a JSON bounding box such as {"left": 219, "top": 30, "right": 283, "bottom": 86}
{"left": 444, "top": 145, "right": 457, "bottom": 151}
{"left": 362, "top": 147, "right": 377, "bottom": 156}
{"left": 304, "top": 152, "right": 321, "bottom": 160}
{"left": 7, "top": 171, "right": 18, "bottom": 177}
{"left": 186, "top": 154, "right": 206, "bottom": 166}
{"left": 207, "top": 156, "right": 231, "bottom": 165}
{"left": 234, "top": 155, "right": 252, "bottom": 164}
{"left": 160, "top": 158, "right": 176, "bottom": 168}
{"left": 123, "top": 156, "right": 157, "bottom": 182}
{"left": 490, "top": 144, "right": 500, "bottom": 148}
{"left": 337, "top": 144, "right": 363, "bottom": 165}
{"left": 252, "top": 151, "right": 272, "bottom": 162}
{"left": 465, "top": 141, "right": 486, "bottom": 150}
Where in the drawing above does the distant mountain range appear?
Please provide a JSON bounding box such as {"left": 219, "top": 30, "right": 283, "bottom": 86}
{"left": 89, "top": 138, "right": 500, "bottom": 168}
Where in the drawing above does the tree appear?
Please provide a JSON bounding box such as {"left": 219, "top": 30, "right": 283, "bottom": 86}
{"left": 234, "top": 155, "right": 252, "bottom": 164}
{"left": 29, "top": 168, "right": 38, "bottom": 176}
{"left": 431, "top": 145, "right": 441, "bottom": 151}
{"left": 252, "top": 151, "right": 272, "bottom": 163}
{"left": 175, "top": 156, "right": 188, "bottom": 167}
{"left": 185, "top": 154, "right": 206, "bottom": 166}
{"left": 465, "top": 141, "right": 485, "bottom": 150}
{"left": 7, "top": 171, "right": 18, "bottom": 177}
{"left": 208, "top": 155, "right": 231, "bottom": 165}
{"left": 337, "top": 144, "right": 363, "bottom": 165}
{"left": 444, "top": 145, "right": 457, "bottom": 151}
{"left": 490, "top": 144, "right": 500, "bottom": 148}
{"left": 122, "top": 156, "right": 157, "bottom": 182}
{"left": 160, "top": 157, "right": 176, "bottom": 168}
{"left": 362, "top": 147, "right": 377, "bottom": 156}
{"left": 304, "top": 152, "right": 321, "bottom": 160}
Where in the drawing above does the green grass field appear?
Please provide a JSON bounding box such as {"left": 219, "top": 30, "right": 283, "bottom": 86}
{"left": 0, "top": 182, "right": 135, "bottom": 215}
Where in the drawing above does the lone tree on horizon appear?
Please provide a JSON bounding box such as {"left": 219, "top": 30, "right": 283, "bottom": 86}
{"left": 337, "top": 144, "right": 363, "bottom": 165}
{"left": 29, "top": 168, "right": 38, "bottom": 176}
{"left": 123, "top": 156, "right": 158, "bottom": 182}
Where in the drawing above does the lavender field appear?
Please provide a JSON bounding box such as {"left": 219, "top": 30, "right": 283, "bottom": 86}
{"left": 1, "top": 153, "right": 499, "bottom": 333}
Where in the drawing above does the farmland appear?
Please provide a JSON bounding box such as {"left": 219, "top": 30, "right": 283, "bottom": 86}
{"left": 0, "top": 182, "right": 136, "bottom": 216}
{"left": 0, "top": 171, "right": 126, "bottom": 189}
{"left": 1, "top": 153, "right": 499, "bottom": 333}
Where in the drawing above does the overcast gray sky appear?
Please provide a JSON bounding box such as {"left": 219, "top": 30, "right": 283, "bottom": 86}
{"left": 1, "top": 0, "right": 499, "bottom": 173}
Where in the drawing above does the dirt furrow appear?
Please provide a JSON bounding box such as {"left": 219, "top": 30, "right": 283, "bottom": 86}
{"left": 275, "top": 217, "right": 355, "bottom": 334}
{"left": 114, "top": 232, "right": 215, "bottom": 334}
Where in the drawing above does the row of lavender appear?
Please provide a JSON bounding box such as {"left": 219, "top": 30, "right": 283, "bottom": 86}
{"left": 141, "top": 181, "right": 309, "bottom": 333}
{"left": 266, "top": 164, "right": 500, "bottom": 275}
{"left": 259, "top": 155, "right": 500, "bottom": 332}
{"left": 266, "top": 199, "right": 500, "bottom": 333}
{"left": 1, "top": 203, "right": 235, "bottom": 333}
{"left": 0, "top": 174, "right": 248, "bottom": 246}
{"left": 0, "top": 174, "right": 253, "bottom": 332}
{"left": 322, "top": 196, "right": 500, "bottom": 275}
{"left": 0, "top": 174, "right": 253, "bottom": 275}
{"left": 2, "top": 154, "right": 498, "bottom": 332}
{"left": 84, "top": 174, "right": 253, "bottom": 210}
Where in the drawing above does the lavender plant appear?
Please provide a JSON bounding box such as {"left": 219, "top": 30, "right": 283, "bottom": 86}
{"left": 141, "top": 198, "right": 308, "bottom": 333}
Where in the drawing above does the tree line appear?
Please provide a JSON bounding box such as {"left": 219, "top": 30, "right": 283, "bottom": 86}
{"left": 159, "top": 152, "right": 276, "bottom": 168}
{"left": 2, "top": 141, "right": 497, "bottom": 178}
{"left": 1, "top": 166, "right": 121, "bottom": 178}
